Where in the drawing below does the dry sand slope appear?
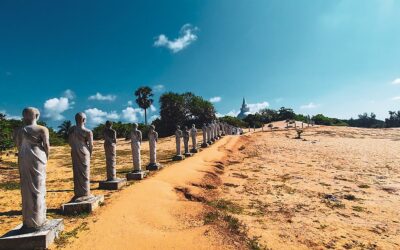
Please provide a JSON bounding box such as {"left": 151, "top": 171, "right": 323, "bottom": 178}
{"left": 216, "top": 125, "right": 400, "bottom": 250}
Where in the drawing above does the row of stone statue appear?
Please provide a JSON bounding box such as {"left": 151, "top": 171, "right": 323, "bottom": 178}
{"left": 9, "top": 107, "right": 243, "bottom": 233}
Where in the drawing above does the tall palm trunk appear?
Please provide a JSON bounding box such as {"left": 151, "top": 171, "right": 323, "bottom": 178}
{"left": 144, "top": 108, "right": 147, "bottom": 125}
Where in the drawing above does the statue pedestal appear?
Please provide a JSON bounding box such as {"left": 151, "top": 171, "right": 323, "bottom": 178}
{"left": 146, "top": 163, "right": 162, "bottom": 171}
{"left": 61, "top": 195, "right": 104, "bottom": 215}
{"left": 201, "top": 143, "right": 208, "bottom": 148}
{"left": 173, "top": 155, "right": 185, "bottom": 161}
{"left": 99, "top": 178, "right": 127, "bottom": 190}
{"left": 126, "top": 171, "right": 148, "bottom": 180}
{"left": 184, "top": 152, "right": 192, "bottom": 157}
{"left": 190, "top": 148, "right": 199, "bottom": 153}
{"left": 0, "top": 219, "right": 64, "bottom": 250}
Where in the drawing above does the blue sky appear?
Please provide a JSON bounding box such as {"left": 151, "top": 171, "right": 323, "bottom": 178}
{"left": 1, "top": 0, "right": 400, "bottom": 128}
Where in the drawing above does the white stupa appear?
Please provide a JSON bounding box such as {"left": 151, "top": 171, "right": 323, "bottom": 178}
{"left": 237, "top": 97, "right": 250, "bottom": 119}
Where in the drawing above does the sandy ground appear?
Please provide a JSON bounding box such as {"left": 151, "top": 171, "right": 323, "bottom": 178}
{"left": 1, "top": 123, "right": 399, "bottom": 249}
{"left": 216, "top": 124, "right": 400, "bottom": 250}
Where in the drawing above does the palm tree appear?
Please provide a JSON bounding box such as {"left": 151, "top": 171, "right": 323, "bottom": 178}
{"left": 134, "top": 86, "right": 154, "bottom": 125}
{"left": 58, "top": 120, "right": 72, "bottom": 140}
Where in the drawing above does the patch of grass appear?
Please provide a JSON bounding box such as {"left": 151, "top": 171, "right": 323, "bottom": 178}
{"left": 0, "top": 181, "right": 20, "bottom": 190}
{"left": 204, "top": 211, "right": 219, "bottom": 224}
{"left": 208, "top": 199, "right": 243, "bottom": 214}
{"left": 358, "top": 184, "right": 370, "bottom": 189}
{"left": 247, "top": 236, "right": 269, "bottom": 250}
{"left": 318, "top": 224, "right": 328, "bottom": 230}
{"left": 223, "top": 214, "right": 243, "bottom": 234}
{"left": 54, "top": 222, "right": 89, "bottom": 247}
{"left": 352, "top": 206, "right": 365, "bottom": 212}
{"left": 343, "top": 194, "right": 357, "bottom": 201}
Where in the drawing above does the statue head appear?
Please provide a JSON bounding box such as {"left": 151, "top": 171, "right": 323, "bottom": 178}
{"left": 192, "top": 124, "right": 196, "bottom": 128}
{"left": 149, "top": 125, "right": 155, "bottom": 131}
{"left": 176, "top": 125, "right": 180, "bottom": 130}
{"left": 75, "top": 112, "right": 86, "bottom": 126}
{"left": 105, "top": 120, "right": 113, "bottom": 129}
{"left": 132, "top": 123, "right": 138, "bottom": 130}
{"left": 184, "top": 126, "right": 188, "bottom": 130}
{"left": 22, "top": 107, "right": 40, "bottom": 125}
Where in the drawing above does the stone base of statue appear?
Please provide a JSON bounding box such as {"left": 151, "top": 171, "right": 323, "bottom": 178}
{"left": 207, "top": 141, "right": 213, "bottom": 145}
{"left": 0, "top": 219, "right": 64, "bottom": 250}
{"left": 146, "top": 163, "right": 162, "bottom": 171}
{"left": 190, "top": 148, "right": 199, "bottom": 153}
{"left": 126, "top": 170, "right": 148, "bottom": 180}
{"left": 184, "top": 152, "right": 192, "bottom": 157}
{"left": 201, "top": 143, "right": 208, "bottom": 148}
{"left": 99, "top": 178, "right": 127, "bottom": 190}
{"left": 61, "top": 195, "right": 104, "bottom": 215}
{"left": 173, "top": 154, "right": 185, "bottom": 161}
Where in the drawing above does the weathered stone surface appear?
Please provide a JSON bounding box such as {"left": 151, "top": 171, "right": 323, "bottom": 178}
{"left": 201, "top": 143, "right": 208, "bottom": 148}
{"left": 0, "top": 219, "right": 64, "bottom": 250}
{"left": 61, "top": 195, "right": 104, "bottom": 215}
{"left": 13, "top": 107, "right": 49, "bottom": 229}
{"left": 99, "top": 178, "right": 127, "bottom": 190}
{"left": 126, "top": 171, "right": 148, "bottom": 180}
{"left": 146, "top": 162, "right": 162, "bottom": 171}
{"left": 173, "top": 154, "right": 184, "bottom": 161}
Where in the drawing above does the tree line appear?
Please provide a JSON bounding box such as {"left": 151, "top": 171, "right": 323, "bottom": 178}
{"left": 2, "top": 87, "right": 400, "bottom": 151}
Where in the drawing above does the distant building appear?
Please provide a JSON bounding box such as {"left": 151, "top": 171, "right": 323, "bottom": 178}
{"left": 237, "top": 97, "right": 250, "bottom": 119}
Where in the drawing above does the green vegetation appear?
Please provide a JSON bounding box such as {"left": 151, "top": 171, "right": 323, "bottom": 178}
{"left": 0, "top": 181, "right": 20, "bottom": 190}
{"left": 134, "top": 86, "right": 154, "bottom": 125}
{"left": 208, "top": 199, "right": 243, "bottom": 214}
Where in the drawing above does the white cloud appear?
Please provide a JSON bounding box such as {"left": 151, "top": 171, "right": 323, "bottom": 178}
{"left": 63, "top": 89, "right": 76, "bottom": 99}
{"left": 150, "top": 105, "right": 157, "bottom": 112}
{"left": 154, "top": 24, "right": 198, "bottom": 53}
{"left": 127, "top": 100, "right": 133, "bottom": 106}
{"left": 247, "top": 101, "right": 270, "bottom": 114}
{"left": 391, "top": 96, "right": 400, "bottom": 101}
{"left": 88, "top": 92, "right": 117, "bottom": 101}
{"left": 209, "top": 96, "right": 222, "bottom": 103}
{"left": 85, "top": 108, "right": 120, "bottom": 126}
{"left": 44, "top": 97, "right": 71, "bottom": 121}
{"left": 121, "top": 107, "right": 144, "bottom": 123}
{"left": 300, "top": 102, "right": 319, "bottom": 109}
{"left": 153, "top": 84, "right": 165, "bottom": 92}
{"left": 391, "top": 78, "right": 400, "bottom": 85}
{"left": 0, "top": 110, "right": 20, "bottom": 120}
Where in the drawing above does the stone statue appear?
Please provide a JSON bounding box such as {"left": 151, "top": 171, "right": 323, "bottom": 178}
{"left": 131, "top": 123, "right": 142, "bottom": 172}
{"left": 147, "top": 125, "right": 161, "bottom": 170}
{"left": 190, "top": 124, "right": 198, "bottom": 152}
{"left": 173, "top": 125, "right": 184, "bottom": 160}
{"left": 207, "top": 123, "right": 212, "bottom": 144}
{"left": 103, "top": 121, "right": 117, "bottom": 181}
{"left": 13, "top": 107, "right": 49, "bottom": 230}
{"left": 183, "top": 126, "right": 191, "bottom": 156}
{"left": 201, "top": 123, "right": 208, "bottom": 148}
{"left": 68, "top": 112, "right": 94, "bottom": 202}
{"left": 216, "top": 121, "right": 220, "bottom": 138}
{"left": 210, "top": 123, "right": 215, "bottom": 142}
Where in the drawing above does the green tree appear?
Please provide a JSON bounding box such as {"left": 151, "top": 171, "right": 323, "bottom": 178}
{"left": 57, "top": 120, "right": 72, "bottom": 140}
{"left": 135, "top": 86, "right": 154, "bottom": 125}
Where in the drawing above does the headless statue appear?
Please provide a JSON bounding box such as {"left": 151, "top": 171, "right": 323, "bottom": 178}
{"left": 68, "top": 112, "right": 93, "bottom": 202}
{"left": 175, "top": 126, "right": 183, "bottom": 156}
{"left": 13, "top": 107, "right": 49, "bottom": 230}
{"left": 103, "top": 121, "right": 117, "bottom": 181}
{"left": 183, "top": 126, "right": 190, "bottom": 154}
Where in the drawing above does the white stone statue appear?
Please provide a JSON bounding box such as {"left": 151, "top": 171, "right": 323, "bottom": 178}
{"left": 103, "top": 121, "right": 117, "bottom": 181}
{"left": 68, "top": 112, "right": 94, "bottom": 202}
{"left": 190, "top": 124, "right": 198, "bottom": 152}
{"left": 13, "top": 107, "right": 49, "bottom": 230}
{"left": 174, "top": 126, "right": 183, "bottom": 159}
{"left": 130, "top": 123, "right": 142, "bottom": 172}
{"left": 148, "top": 125, "right": 159, "bottom": 167}
{"left": 183, "top": 126, "right": 191, "bottom": 156}
{"left": 207, "top": 123, "right": 212, "bottom": 144}
{"left": 201, "top": 123, "right": 208, "bottom": 147}
{"left": 210, "top": 123, "right": 215, "bottom": 141}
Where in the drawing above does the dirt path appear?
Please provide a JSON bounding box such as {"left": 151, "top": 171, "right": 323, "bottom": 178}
{"left": 63, "top": 135, "right": 241, "bottom": 250}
